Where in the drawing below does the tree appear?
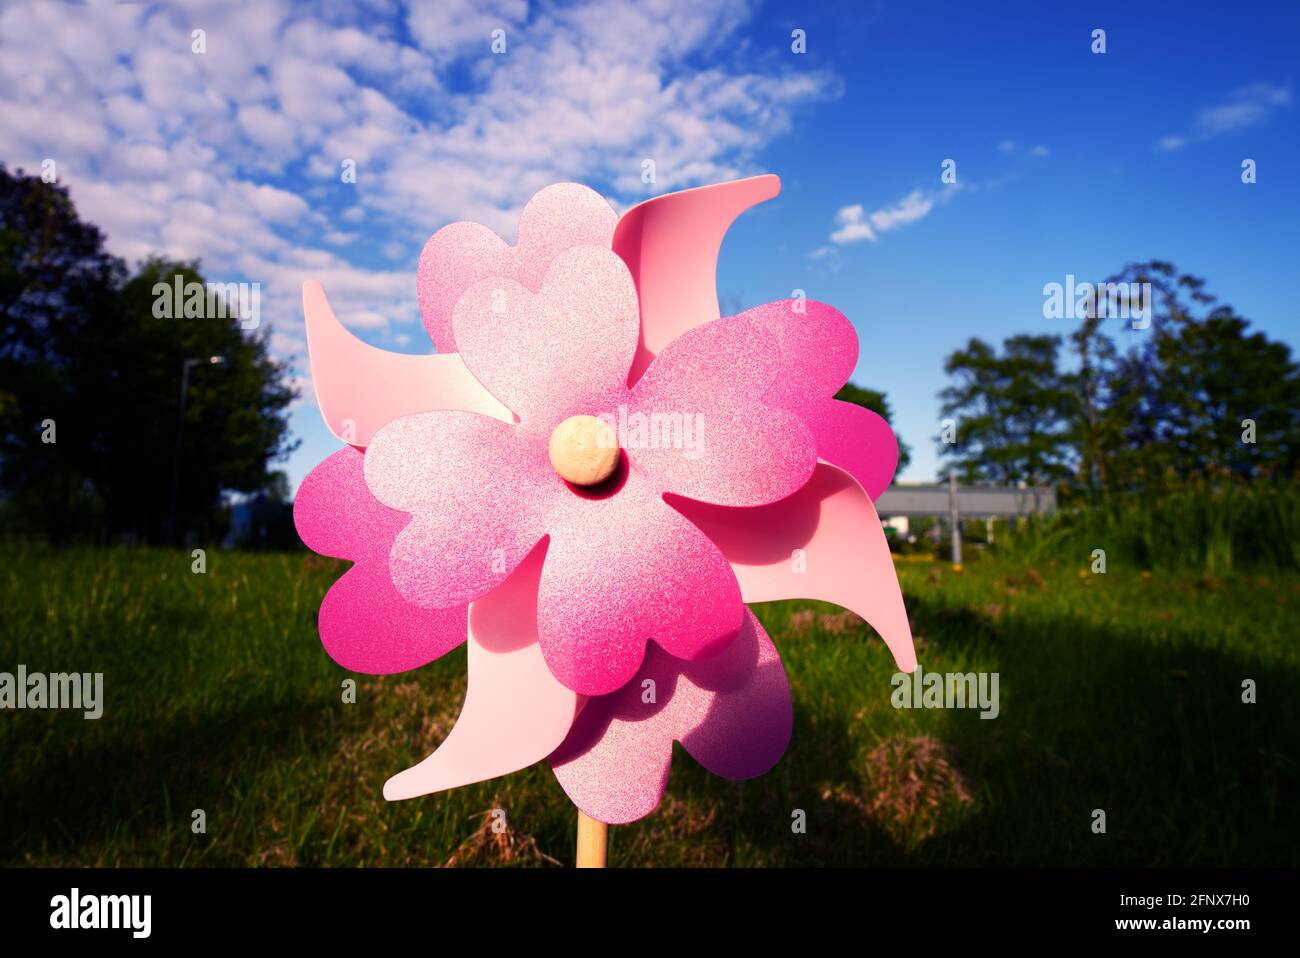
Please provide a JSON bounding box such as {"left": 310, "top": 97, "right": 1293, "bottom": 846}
{"left": 834, "top": 382, "right": 911, "bottom": 474}
{"left": 0, "top": 164, "right": 126, "bottom": 538}
{"left": 1071, "top": 261, "right": 1300, "bottom": 491}
{"left": 937, "top": 335, "right": 1077, "bottom": 484}
{"left": 0, "top": 165, "right": 297, "bottom": 542}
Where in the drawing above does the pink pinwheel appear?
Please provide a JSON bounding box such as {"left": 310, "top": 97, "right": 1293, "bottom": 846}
{"left": 294, "top": 176, "right": 916, "bottom": 850}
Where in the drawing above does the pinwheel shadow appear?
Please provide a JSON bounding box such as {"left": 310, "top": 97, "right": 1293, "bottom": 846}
{"left": 720, "top": 591, "right": 1300, "bottom": 866}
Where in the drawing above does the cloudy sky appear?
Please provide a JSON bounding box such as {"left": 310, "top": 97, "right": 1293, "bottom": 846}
{"left": 2, "top": 0, "right": 1297, "bottom": 489}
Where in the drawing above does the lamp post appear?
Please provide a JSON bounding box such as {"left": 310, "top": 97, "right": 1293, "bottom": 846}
{"left": 948, "top": 470, "right": 963, "bottom": 569}
{"left": 169, "top": 355, "right": 226, "bottom": 545}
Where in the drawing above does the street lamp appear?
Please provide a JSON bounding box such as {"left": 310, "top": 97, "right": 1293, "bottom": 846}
{"left": 168, "top": 355, "right": 227, "bottom": 545}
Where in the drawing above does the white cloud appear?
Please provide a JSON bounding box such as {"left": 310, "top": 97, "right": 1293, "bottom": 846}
{"left": 998, "top": 140, "right": 1017, "bottom": 153}
{"left": 406, "top": 0, "right": 529, "bottom": 59}
{"left": 868, "top": 189, "right": 935, "bottom": 233}
{"left": 830, "top": 189, "right": 939, "bottom": 246}
{"left": 830, "top": 204, "right": 874, "bottom": 244}
{"left": 1158, "top": 81, "right": 1292, "bottom": 150}
{"left": 1030, "top": 144, "right": 1049, "bottom": 157}
{"left": 0, "top": 0, "right": 840, "bottom": 420}
{"left": 237, "top": 105, "right": 299, "bottom": 156}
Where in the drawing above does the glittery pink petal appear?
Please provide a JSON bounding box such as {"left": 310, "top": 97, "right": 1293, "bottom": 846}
{"left": 742, "top": 298, "right": 900, "bottom": 498}
{"left": 804, "top": 400, "right": 899, "bottom": 502}
{"left": 384, "top": 544, "right": 582, "bottom": 800}
{"left": 363, "top": 411, "right": 552, "bottom": 609}
{"left": 669, "top": 461, "right": 917, "bottom": 673}
{"left": 549, "top": 609, "right": 790, "bottom": 824}
{"left": 451, "top": 246, "right": 640, "bottom": 427}
{"left": 628, "top": 312, "right": 816, "bottom": 506}
{"left": 753, "top": 299, "right": 857, "bottom": 400}
{"left": 316, "top": 565, "right": 466, "bottom": 675}
{"left": 613, "top": 174, "right": 781, "bottom": 384}
{"left": 302, "top": 281, "right": 511, "bottom": 448}
{"left": 536, "top": 467, "right": 744, "bottom": 696}
{"left": 293, "top": 446, "right": 373, "bottom": 558}
{"left": 418, "top": 183, "right": 618, "bottom": 353}
{"left": 293, "top": 447, "right": 467, "bottom": 674}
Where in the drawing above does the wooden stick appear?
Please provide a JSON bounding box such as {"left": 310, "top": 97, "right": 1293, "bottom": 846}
{"left": 576, "top": 809, "right": 607, "bottom": 868}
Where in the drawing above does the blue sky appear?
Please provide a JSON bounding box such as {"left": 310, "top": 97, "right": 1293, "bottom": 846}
{"left": 2, "top": 0, "right": 1296, "bottom": 490}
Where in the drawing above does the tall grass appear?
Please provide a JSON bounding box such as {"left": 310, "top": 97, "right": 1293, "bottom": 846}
{"left": 1000, "top": 478, "right": 1300, "bottom": 574}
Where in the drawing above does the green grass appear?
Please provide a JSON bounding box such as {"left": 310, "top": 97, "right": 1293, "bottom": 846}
{"left": 1, "top": 543, "right": 1296, "bottom": 866}
{"left": 1003, "top": 478, "right": 1300, "bottom": 575}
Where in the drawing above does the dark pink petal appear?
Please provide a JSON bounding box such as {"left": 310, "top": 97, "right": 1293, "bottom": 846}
{"left": 293, "top": 447, "right": 467, "bottom": 674}
{"left": 549, "top": 609, "right": 791, "bottom": 824}
{"left": 364, "top": 411, "right": 553, "bottom": 609}
{"left": 536, "top": 466, "right": 744, "bottom": 696}
{"left": 628, "top": 312, "right": 816, "bottom": 506}
{"left": 317, "top": 564, "right": 466, "bottom": 675}
{"left": 418, "top": 183, "right": 617, "bottom": 353}
{"left": 802, "top": 399, "right": 900, "bottom": 502}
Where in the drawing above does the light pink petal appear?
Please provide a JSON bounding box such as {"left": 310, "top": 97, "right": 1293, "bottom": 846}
{"left": 742, "top": 298, "right": 899, "bottom": 498}
{"left": 451, "top": 246, "right": 639, "bottom": 428}
{"left": 302, "top": 281, "right": 511, "bottom": 448}
{"left": 536, "top": 467, "right": 744, "bottom": 696}
{"left": 613, "top": 174, "right": 781, "bottom": 384}
{"left": 418, "top": 183, "right": 618, "bottom": 353}
{"left": 384, "top": 544, "right": 582, "bottom": 800}
{"left": 293, "top": 448, "right": 466, "bottom": 674}
{"left": 549, "top": 609, "right": 791, "bottom": 824}
{"left": 364, "top": 411, "right": 552, "bottom": 609}
{"left": 669, "top": 461, "right": 917, "bottom": 673}
{"left": 629, "top": 312, "right": 816, "bottom": 506}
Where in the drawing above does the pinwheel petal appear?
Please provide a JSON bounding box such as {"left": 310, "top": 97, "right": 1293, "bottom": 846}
{"left": 669, "top": 461, "right": 917, "bottom": 673}
{"left": 549, "top": 609, "right": 790, "bottom": 824}
{"left": 536, "top": 466, "right": 744, "bottom": 696}
{"left": 613, "top": 174, "right": 781, "bottom": 384}
{"left": 451, "top": 246, "right": 640, "bottom": 429}
{"left": 384, "top": 544, "right": 581, "bottom": 801}
{"left": 293, "top": 447, "right": 467, "bottom": 674}
{"left": 628, "top": 311, "right": 816, "bottom": 506}
{"left": 365, "top": 411, "right": 551, "bottom": 609}
{"left": 303, "top": 281, "right": 511, "bottom": 448}
{"left": 418, "top": 182, "right": 618, "bottom": 353}
{"left": 801, "top": 399, "right": 900, "bottom": 502}
{"left": 741, "top": 297, "right": 899, "bottom": 499}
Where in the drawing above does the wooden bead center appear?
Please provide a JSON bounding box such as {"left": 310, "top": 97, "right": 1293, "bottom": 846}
{"left": 548, "top": 415, "right": 620, "bottom": 486}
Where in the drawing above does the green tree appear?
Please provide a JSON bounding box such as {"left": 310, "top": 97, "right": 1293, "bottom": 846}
{"left": 1071, "top": 261, "right": 1300, "bottom": 490}
{"left": 0, "top": 165, "right": 297, "bottom": 542}
{"left": 938, "top": 335, "right": 1077, "bottom": 484}
{"left": 0, "top": 165, "right": 126, "bottom": 537}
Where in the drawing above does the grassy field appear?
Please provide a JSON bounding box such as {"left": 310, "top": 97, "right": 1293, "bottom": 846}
{"left": 1, "top": 542, "right": 1296, "bottom": 867}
